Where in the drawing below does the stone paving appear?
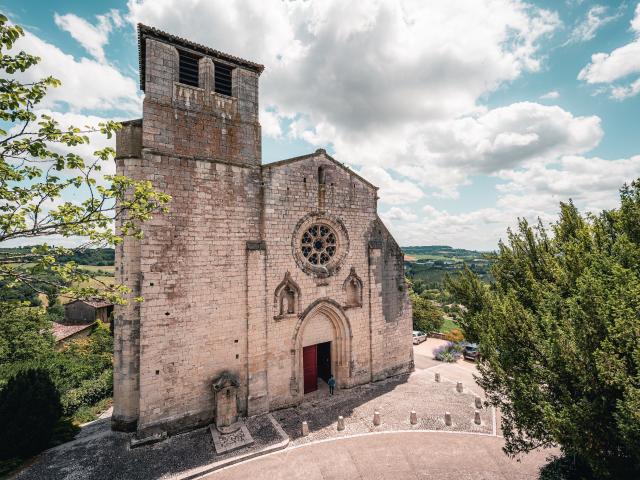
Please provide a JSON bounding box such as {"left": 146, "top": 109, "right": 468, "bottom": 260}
{"left": 14, "top": 414, "right": 287, "bottom": 480}
{"left": 274, "top": 367, "right": 493, "bottom": 447}
{"left": 15, "top": 343, "right": 509, "bottom": 480}
{"left": 205, "top": 431, "right": 556, "bottom": 480}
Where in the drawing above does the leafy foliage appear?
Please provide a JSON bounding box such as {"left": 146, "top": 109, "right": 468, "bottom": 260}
{"left": 0, "top": 302, "right": 54, "bottom": 366}
{"left": 444, "top": 327, "right": 464, "bottom": 343}
{"left": 0, "top": 15, "right": 169, "bottom": 303}
{"left": 0, "top": 367, "right": 62, "bottom": 459}
{"left": 410, "top": 291, "right": 445, "bottom": 333}
{"left": 446, "top": 180, "right": 640, "bottom": 478}
{"left": 61, "top": 368, "right": 113, "bottom": 417}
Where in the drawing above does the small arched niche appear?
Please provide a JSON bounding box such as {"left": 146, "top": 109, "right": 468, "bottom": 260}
{"left": 274, "top": 271, "right": 301, "bottom": 319}
{"left": 343, "top": 267, "right": 363, "bottom": 308}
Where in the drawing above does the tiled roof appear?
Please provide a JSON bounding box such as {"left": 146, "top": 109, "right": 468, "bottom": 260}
{"left": 67, "top": 297, "right": 113, "bottom": 309}
{"left": 52, "top": 322, "right": 95, "bottom": 342}
{"left": 137, "top": 23, "right": 265, "bottom": 91}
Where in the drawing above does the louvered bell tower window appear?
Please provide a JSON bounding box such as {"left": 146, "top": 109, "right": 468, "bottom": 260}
{"left": 178, "top": 50, "right": 200, "bottom": 87}
{"left": 214, "top": 62, "right": 233, "bottom": 97}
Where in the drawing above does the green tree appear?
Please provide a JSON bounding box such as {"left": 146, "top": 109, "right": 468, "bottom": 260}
{"left": 0, "top": 16, "right": 170, "bottom": 303}
{"left": 0, "top": 367, "right": 62, "bottom": 459}
{"left": 410, "top": 291, "right": 444, "bottom": 333}
{"left": 0, "top": 302, "right": 54, "bottom": 366}
{"left": 446, "top": 181, "right": 640, "bottom": 478}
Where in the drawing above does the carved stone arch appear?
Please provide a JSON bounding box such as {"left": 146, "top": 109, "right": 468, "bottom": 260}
{"left": 289, "top": 299, "right": 353, "bottom": 397}
{"left": 274, "top": 271, "right": 301, "bottom": 318}
{"left": 343, "top": 267, "right": 363, "bottom": 308}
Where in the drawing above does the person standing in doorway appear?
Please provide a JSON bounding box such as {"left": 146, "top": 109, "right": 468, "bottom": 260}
{"left": 328, "top": 375, "right": 336, "bottom": 395}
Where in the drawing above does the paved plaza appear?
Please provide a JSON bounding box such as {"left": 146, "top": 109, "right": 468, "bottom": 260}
{"left": 205, "top": 431, "right": 554, "bottom": 480}
{"left": 15, "top": 341, "right": 553, "bottom": 479}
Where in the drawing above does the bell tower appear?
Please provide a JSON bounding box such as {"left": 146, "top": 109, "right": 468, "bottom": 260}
{"left": 113, "top": 25, "right": 265, "bottom": 433}
{"left": 138, "top": 24, "right": 263, "bottom": 165}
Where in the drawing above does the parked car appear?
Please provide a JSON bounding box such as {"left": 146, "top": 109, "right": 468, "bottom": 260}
{"left": 462, "top": 342, "right": 479, "bottom": 361}
{"left": 412, "top": 330, "right": 427, "bottom": 345}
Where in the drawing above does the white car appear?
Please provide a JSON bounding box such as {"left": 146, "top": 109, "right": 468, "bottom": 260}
{"left": 412, "top": 330, "right": 427, "bottom": 344}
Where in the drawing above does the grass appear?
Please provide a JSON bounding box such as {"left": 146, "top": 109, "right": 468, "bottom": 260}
{"left": 439, "top": 316, "right": 459, "bottom": 333}
{"left": 78, "top": 265, "right": 114, "bottom": 273}
{"left": 78, "top": 275, "right": 115, "bottom": 288}
{"left": 72, "top": 397, "right": 112, "bottom": 425}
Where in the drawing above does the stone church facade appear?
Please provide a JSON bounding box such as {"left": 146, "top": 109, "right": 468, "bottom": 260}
{"left": 112, "top": 24, "right": 413, "bottom": 435}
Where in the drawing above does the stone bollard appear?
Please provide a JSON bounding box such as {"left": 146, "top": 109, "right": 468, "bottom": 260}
{"left": 373, "top": 411, "right": 381, "bottom": 426}
{"left": 301, "top": 421, "right": 309, "bottom": 436}
{"left": 475, "top": 396, "right": 482, "bottom": 409}
{"left": 337, "top": 416, "right": 345, "bottom": 431}
{"left": 410, "top": 410, "right": 417, "bottom": 425}
{"left": 445, "top": 412, "right": 452, "bottom": 426}
{"left": 435, "top": 372, "right": 441, "bottom": 382}
{"left": 474, "top": 411, "right": 481, "bottom": 425}
{"left": 456, "top": 381, "right": 463, "bottom": 393}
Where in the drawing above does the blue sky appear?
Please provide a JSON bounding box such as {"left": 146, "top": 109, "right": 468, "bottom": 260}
{"left": 3, "top": 0, "right": 640, "bottom": 249}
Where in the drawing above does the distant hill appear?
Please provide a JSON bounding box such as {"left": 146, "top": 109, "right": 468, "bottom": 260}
{"left": 402, "top": 245, "right": 493, "bottom": 287}
{"left": 402, "top": 245, "right": 490, "bottom": 262}
{"left": 0, "top": 247, "right": 114, "bottom": 266}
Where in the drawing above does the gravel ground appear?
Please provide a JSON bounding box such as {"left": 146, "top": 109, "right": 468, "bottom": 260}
{"left": 16, "top": 350, "right": 491, "bottom": 479}
{"left": 273, "top": 368, "right": 492, "bottom": 446}
{"left": 14, "top": 414, "right": 287, "bottom": 480}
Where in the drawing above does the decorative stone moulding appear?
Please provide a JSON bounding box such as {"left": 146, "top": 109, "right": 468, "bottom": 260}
{"left": 291, "top": 212, "right": 349, "bottom": 278}
{"left": 273, "top": 271, "right": 302, "bottom": 320}
{"left": 343, "top": 267, "right": 363, "bottom": 308}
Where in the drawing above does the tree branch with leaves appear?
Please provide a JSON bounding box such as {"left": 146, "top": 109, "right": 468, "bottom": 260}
{"left": 0, "top": 15, "right": 170, "bottom": 303}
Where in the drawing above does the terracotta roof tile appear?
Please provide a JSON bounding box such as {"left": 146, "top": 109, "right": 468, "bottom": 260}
{"left": 52, "top": 322, "right": 95, "bottom": 342}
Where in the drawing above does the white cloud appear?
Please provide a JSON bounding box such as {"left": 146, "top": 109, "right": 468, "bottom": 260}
{"left": 54, "top": 9, "right": 123, "bottom": 63}
{"left": 540, "top": 90, "right": 560, "bottom": 99}
{"left": 356, "top": 166, "right": 424, "bottom": 205}
{"left": 380, "top": 207, "right": 417, "bottom": 222}
{"left": 611, "top": 77, "right": 640, "bottom": 99}
{"left": 10, "top": 21, "right": 140, "bottom": 114}
{"left": 127, "top": 0, "right": 561, "bottom": 196}
{"left": 566, "top": 5, "right": 621, "bottom": 44}
{"left": 334, "top": 102, "right": 601, "bottom": 197}
{"left": 578, "top": 4, "right": 640, "bottom": 99}
{"left": 383, "top": 155, "right": 640, "bottom": 249}
{"left": 260, "top": 108, "right": 283, "bottom": 138}
{"left": 496, "top": 154, "right": 640, "bottom": 211}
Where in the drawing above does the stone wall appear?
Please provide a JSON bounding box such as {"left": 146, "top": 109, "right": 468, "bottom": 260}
{"left": 113, "top": 31, "right": 413, "bottom": 437}
{"left": 142, "top": 38, "right": 261, "bottom": 166}
{"left": 136, "top": 153, "right": 261, "bottom": 434}
{"left": 261, "top": 152, "right": 413, "bottom": 409}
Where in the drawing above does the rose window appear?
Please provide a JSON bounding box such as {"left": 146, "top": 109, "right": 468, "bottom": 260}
{"left": 300, "top": 224, "right": 337, "bottom": 266}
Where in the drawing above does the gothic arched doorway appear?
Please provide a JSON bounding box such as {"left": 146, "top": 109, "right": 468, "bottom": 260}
{"left": 290, "top": 299, "right": 352, "bottom": 398}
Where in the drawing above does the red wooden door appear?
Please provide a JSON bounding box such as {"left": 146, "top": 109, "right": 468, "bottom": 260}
{"left": 303, "top": 344, "right": 318, "bottom": 394}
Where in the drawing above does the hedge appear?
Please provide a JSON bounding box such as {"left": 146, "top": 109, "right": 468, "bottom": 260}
{"left": 61, "top": 368, "right": 113, "bottom": 416}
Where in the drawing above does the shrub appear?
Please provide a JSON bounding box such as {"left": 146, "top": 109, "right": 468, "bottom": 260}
{"left": 445, "top": 328, "right": 464, "bottom": 343}
{"left": 433, "top": 342, "right": 463, "bottom": 362}
{"left": 446, "top": 181, "right": 640, "bottom": 477}
{"left": 0, "top": 303, "right": 55, "bottom": 365}
{"left": 411, "top": 293, "right": 445, "bottom": 333}
{"left": 0, "top": 368, "right": 62, "bottom": 459}
{"left": 61, "top": 368, "right": 113, "bottom": 416}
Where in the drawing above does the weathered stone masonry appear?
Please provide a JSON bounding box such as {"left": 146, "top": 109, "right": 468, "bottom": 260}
{"left": 113, "top": 24, "right": 413, "bottom": 436}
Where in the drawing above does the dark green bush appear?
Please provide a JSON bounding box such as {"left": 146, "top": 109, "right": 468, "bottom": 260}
{"left": 0, "top": 368, "right": 62, "bottom": 459}
{"left": 61, "top": 368, "right": 113, "bottom": 416}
